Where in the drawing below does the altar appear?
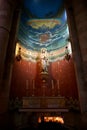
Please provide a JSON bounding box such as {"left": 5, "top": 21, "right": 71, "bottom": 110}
{"left": 19, "top": 96, "right": 69, "bottom": 112}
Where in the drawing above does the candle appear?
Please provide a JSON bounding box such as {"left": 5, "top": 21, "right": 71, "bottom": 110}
{"left": 26, "top": 80, "right": 28, "bottom": 89}
{"left": 57, "top": 79, "right": 60, "bottom": 96}
{"left": 57, "top": 80, "right": 59, "bottom": 90}
{"left": 33, "top": 79, "right": 35, "bottom": 89}
{"left": 52, "top": 80, "right": 54, "bottom": 89}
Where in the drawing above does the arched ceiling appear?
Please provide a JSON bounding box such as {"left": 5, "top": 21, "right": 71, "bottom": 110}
{"left": 16, "top": 0, "right": 70, "bottom": 61}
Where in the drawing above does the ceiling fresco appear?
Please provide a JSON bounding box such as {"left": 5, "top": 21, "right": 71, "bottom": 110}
{"left": 16, "top": 0, "right": 70, "bottom": 62}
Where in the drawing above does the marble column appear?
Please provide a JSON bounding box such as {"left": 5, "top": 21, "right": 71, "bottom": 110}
{"left": 65, "top": 0, "right": 87, "bottom": 112}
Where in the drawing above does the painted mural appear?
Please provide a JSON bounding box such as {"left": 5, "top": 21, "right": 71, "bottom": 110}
{"left": 16, "top": 0, "right": 70, "bottom": 62}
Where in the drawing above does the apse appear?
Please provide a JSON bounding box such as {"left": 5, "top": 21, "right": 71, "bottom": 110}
{"left": 16, "top": 0, "right": 71, "bottom": 62}
{"left": 10, "top": 0, "right": 79, "bottom": 112}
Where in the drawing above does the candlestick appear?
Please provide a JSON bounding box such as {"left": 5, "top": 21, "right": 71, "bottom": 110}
{"left": 57, "top": 80, "right": 59, "bottom": 89}
{"left": 26, "top": 80, "right": 29, "bottom": 90}
{"left": 32, "top": 79, "right": 35, "bottom": 96}
{"left": 52, "top": 80, "right": 54, "bottom": 89}
{"left": 33, "top": 79, "right": 35, "bottom": 89}
{"left": 57, "top": 80, "right": 60, "bottom": 96}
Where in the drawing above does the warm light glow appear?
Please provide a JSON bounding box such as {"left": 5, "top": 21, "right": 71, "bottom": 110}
{"left": 38, "top": 117, "right": 41, "bottom": 123}
{"left": 15, "top": 42, "right": 72, "bottom": 62}
{"left": 68, "top": 42, "right": 72, "bottom": 54}
{"left": 15, "top": 43, "right": 20, "bottom": 56}
{"left": 44, "top": 116, "right": 64, "bottom": 124}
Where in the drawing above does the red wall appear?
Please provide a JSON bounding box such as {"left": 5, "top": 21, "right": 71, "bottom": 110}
{"left": 10, "top": 58, "right": 78, "bottom": 99}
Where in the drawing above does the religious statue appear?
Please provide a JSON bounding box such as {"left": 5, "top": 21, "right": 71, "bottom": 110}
{"left": 40, "top": 48, "right": 49, "bottom": 73}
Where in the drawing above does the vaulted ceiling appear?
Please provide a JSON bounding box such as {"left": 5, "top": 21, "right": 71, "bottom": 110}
{"left": 16, "top": 0, "right": 70, "bottom": 61}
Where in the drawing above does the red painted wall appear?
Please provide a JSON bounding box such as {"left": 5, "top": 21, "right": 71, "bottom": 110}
{"left": 10, "top": 57, "right": 78, "bottom": 99}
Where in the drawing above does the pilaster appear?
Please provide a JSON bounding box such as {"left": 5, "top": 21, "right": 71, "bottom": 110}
{"left": 65, "top": 0, "right": 87, "bottom": 112}
{"left": 0, "top": 0, "right": 21, "bottom": 128}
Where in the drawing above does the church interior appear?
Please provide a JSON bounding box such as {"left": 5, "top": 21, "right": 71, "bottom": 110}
{"left": 0, "top": 0, "right": 87, "bottom": 129}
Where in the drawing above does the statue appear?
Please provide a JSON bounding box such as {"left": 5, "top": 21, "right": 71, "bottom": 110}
{"left": 40, "top": 48, "right": 49, "bottom": 73}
